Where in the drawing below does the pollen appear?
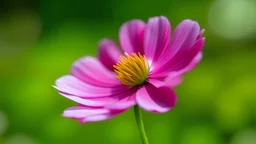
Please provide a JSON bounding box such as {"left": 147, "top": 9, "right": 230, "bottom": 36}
{"left": 113, "top": 53, "right": 149, "bottom": 86}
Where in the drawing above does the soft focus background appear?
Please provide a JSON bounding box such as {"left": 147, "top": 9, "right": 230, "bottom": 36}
{"left": 1, "top": 0, "right": 256, "bottom": 143}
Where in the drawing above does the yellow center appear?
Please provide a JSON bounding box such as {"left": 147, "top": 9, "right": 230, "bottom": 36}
{"left": 113, "top": 53, "right": 149, "bottom": 86}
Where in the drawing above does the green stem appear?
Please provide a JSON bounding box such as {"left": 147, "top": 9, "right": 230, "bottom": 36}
{"left": 134, "top": 105, "right": 149, "bottom": 144}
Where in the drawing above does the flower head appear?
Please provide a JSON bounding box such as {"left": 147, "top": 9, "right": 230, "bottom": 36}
{"left": 54, "top": 16, "right": 205, "bottom": 123}
{"left": 114, "top": 53, "right": 149, "bottom": 86}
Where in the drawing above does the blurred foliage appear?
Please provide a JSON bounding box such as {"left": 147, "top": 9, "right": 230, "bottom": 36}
{"left": 1, "top": 0, "right": 256, "bottom": 143}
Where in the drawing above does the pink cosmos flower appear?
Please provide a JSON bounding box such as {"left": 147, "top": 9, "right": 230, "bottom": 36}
{"left": 54, "top": 16, "right": 205, "bottom": 123}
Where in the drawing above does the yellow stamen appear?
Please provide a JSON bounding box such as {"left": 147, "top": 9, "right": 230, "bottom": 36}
{"left": 113, "top": 53, "right": 149, "bottom": 86}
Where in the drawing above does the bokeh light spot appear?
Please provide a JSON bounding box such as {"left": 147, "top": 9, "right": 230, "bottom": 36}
{"left": 0, "top": 111, "right": 8, "bottom": 136}
{"left": 230, "top": 129, "right": 256, "bottom": 144}
{"left": 208, "top": 0, "right": 256, "bottom": 39}
{"left": 4, "top": 134, "right": 36, "bottom": 144}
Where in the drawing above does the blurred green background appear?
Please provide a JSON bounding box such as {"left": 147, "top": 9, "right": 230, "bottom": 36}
{"left": 1, "top": 0, "right": 256, "bottom": 143}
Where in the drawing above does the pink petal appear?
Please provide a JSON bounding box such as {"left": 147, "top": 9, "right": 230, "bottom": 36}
{"left": 166, "top": 38, "right": 205, "bottom": 72}
{"left": 104, "top": 91, "right": 137, "bottom": 110}
{"left": 55, "top": 75, "right": 128, "bottom": 98}
{"left": 147, "top": 72, "right": 183, "bottom": 88}
{"left": 71, "top": 56, "right": 121, "bottom": 87}
{"left": 85, "top": 114, "right": 116, "bottom": 122}
{"left": 136, "top": 84, "right": 177, "bottom": 113}
{"left": 62, "top": 106, "right": 127, "bottom": 123}
{"left": 119, "top": 20, "right": 145, "bottom": 54}
{"left": 143, "top": 16, "right": 171, "bottom": 62}
{"left": 59, "top": 93, "right": 118, "bottom": 107}
{"left": 57, "top": 85, "right": 135, "bottom": 107}
{"left": 55, "top": 75, "right": 135, "bottom": 108}
{"left": 98, "top": 39, "right": 122, "bottom": 71}
{"left": 104, "top": 101, "right": 136, "bottom": 110}
{"left": 151, "top": 38, "right": 204, "bottom": 78}
{"left": 197, "top": 29, "right": 205, "bottom": 40}
{"left": 153, "top": 19, "right": 200, "bottom": 74}
{"left": 63, "top": 106, "right": 109, "bottom": 118}
{"left": 180, "top": 52, "right": 203, "bottom": 73}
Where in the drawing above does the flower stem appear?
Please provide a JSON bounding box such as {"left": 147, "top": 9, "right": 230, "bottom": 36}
{"left": 134, "top": 105, "right": 149, "bottom": 144}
